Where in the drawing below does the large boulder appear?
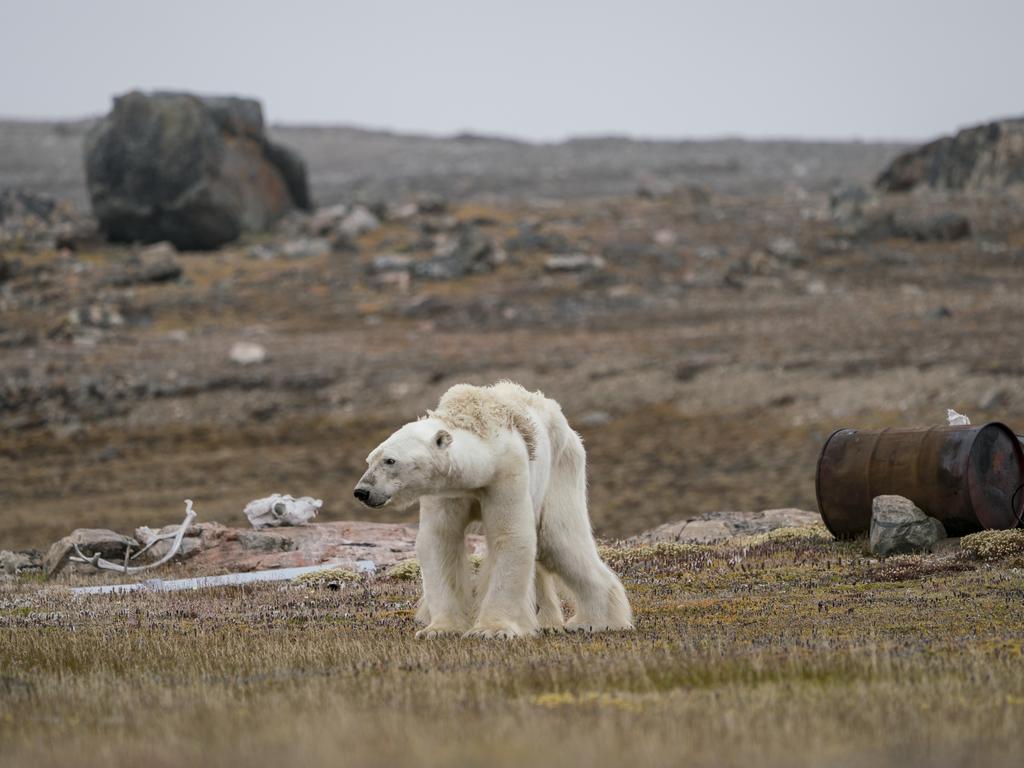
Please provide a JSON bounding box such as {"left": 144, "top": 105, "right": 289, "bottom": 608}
{"left": 877, "top": 117, "right": 1024, "bottom": 193}
{"left": 869, "top": 495, "right": 946, "bottom": 556}
{"left": 85, "top": 91, "right": 311, "bottom": 250}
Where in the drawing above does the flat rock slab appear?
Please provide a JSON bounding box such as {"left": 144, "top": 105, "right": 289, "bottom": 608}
{"left": 628, "top": 508, "right": 820, "bottom": 545}
{"left": 171, "top": 520, "right": 423, "bottom": 573}
{"left": 61, "top": 520, "right": 489, "bottom": 579}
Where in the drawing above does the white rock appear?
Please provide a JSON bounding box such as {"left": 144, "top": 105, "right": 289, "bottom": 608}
{"left": 229, "top": 342, "right": 267, "bottom": 366}
{"left": 544, "top": 254, "right": 605, "bottom": 272}
{"left": 338, "top": 206, "right": 381, "bottom": 237}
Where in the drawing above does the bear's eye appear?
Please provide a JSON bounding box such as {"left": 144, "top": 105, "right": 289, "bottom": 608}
{"left": 383, "top": 457, "right": 396, "bottom": 466}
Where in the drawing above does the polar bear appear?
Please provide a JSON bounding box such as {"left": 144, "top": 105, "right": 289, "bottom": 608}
{"left": 353, "top": 381, "right": 632, "bottom": 638}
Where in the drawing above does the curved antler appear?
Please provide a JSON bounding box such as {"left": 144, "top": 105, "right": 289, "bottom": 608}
{"left": 70, "top": 500, "right": 197, "bottom": 574}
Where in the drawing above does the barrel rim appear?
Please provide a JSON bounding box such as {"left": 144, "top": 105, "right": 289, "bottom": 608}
{"left": 966, "top": 421, "right": 1024, "bottom": 530}
{"left": 815, "top": 427, "right": 849, "bottom": 539}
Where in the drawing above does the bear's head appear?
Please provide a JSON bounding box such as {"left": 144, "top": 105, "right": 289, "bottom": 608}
{"left": 353, "top": 418, "right": 453, "bottom": 509}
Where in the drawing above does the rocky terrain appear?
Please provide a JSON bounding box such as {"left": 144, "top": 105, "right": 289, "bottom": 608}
{"left": 3, "top": 117, "right": 1024, "bottom": 554}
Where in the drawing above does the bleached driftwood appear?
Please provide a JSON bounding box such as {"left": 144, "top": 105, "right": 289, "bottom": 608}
{"left": 244, "top": 494, "right": 321, "bottom": 529}
{"left": 69, "top": 500, "right": 197, "bottom": 574}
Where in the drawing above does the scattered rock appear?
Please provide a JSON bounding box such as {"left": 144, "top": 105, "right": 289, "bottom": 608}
{"left": 108, "top": 242, "right": 182, "bottom": 285}
{"left": 869, "top": 495, "right": 946, "bottom": 556}
{"left": 412, "top": 225, "right": 503, "bottom": 280}
{"left": 280, "top": 237, "right": 331, "bottom": 260}
{"left": 308, "top": 204, "right": 349, "bottom": 234}
{"left": 0, "top": 550, "right": 40, "bottom": 575}
{"left": 67, "top": 303, "right": 125, "bottom": 330}
{"left": 505, "top": 225, "right": 569, "bottom": 253}
{"left": 877, "top": 117, "right": 1024, "bottom": 193}
{"left": 368, "top": 254, "right": 413, "bottom": 274}
{"left": 229, "top": 341, "right": 267, "bottom": 365}
{"left": 544, "top": 254, "right": 605, "bottom": 272}
{"left": 829, "top": 183, "right": 870, "bottom": 221}
{"left": 85, "top": 91, "right": 311, "bottom": 250}
{"left": 766, "top": 237, "right": 801, "bottom": 262}
{"left": 653, "top": 229, "right": 678, "bottom": 247}
{"left": 44, "top": 528, "right": 139, "bottom": 577}
{"left": 337, "top": 205, "right": 380, "bottom": 237}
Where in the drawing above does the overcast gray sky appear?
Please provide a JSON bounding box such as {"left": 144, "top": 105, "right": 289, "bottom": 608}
{"left": 1, "top": 0, "right": 1021, "bottom": 142}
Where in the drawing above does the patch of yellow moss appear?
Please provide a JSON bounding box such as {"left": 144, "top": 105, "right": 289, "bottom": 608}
{"left": 532, "top": 691, "right": 642, "bottom": 713}
{"left": 292, "top": 567, "right": 360, "bottom": 586}
{"left": 735, "top": 525, "right": 834, "bottom": 548}
{"left": 961, "top": 529, "right": 1024, "bottom": 561}
{"left": 387, "top": 559, "right": 422, "bottom": 581}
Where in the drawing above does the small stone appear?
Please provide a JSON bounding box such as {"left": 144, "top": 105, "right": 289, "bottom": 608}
{"left": 229, "top": 341, "right": 267, "bottom": 365}
{"left": 308, "top": 204, "right": 349, "bottom": 234}
{"left": 544, "top": 254, "right": 605, "bottom": 272}
{"left": 869, "top": 495, "right": 946, "bottom": 556}
{"left": 653, "top": 229, "right": 677, "bottom": 246}
{"left": 767, "top": 237, "right": 798, "bottom": 258}
{"left": 338, "top": 206, "right": 380, "bottom": 237}
{"left": 280, "top": 237, "right": 331, "bottom": 260}
{"left": 368, "top": 254, "right": 413, "bottom": 274}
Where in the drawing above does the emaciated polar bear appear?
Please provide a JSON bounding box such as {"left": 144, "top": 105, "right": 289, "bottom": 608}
{"left": 354, "top": 381, "right": 632, "bottom": 638}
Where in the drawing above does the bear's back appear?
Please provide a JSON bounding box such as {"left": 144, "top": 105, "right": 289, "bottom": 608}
{"left": 430, "top": 381, "right": 552, "bottom": 460}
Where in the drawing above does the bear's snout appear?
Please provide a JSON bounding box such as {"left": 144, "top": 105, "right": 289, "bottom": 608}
{"left": 354, "top": 486, "right": 388, "bottom": 508}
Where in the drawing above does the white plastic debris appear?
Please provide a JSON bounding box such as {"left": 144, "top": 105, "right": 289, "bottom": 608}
{"left": 244, "top": 494, "right": 322, "bottom": 529}
{"left": 70, "top": 563, "right": 342, "bottom": 595}
{"left": 946, "top": 409, "right": 971, "bottom": 426}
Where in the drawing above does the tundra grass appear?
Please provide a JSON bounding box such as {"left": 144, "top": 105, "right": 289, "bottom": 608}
{"left": 2, "top": 532, "right": 1023, "bottom": 768}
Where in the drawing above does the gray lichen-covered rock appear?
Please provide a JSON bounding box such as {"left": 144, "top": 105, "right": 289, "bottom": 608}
{"left": 44, "top": 528, "right": 139, "bottom": 577}
{"left": 876, "top": 117, "right": 1024, "bottom": 193}
{"left": 869, "top": 495, "right": 946, "bottom": 556}
{"left": 85, "top": 91, "right": 311, "bottom": 250}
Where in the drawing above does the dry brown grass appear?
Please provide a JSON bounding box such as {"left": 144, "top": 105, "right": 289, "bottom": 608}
{"left": 2, "top": 535, "right": 1023, "bottom": 768}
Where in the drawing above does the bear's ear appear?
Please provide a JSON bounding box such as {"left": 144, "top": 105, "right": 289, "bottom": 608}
{"left": 433, "top": 429, "right": 452, "bottom": 449}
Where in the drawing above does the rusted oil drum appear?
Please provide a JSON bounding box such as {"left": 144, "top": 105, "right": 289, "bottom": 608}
{"left": 816, "top": 423, "right": 1024, "bottom": 538}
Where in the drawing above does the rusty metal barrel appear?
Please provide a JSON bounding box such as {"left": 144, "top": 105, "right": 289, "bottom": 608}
{"left": 815, "top": 423, "right": 1024, "bottom": 538}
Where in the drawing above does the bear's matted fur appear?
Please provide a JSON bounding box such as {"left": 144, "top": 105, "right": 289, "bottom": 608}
{"left": 354, "top": 381, "right": 633, "bottom": 638}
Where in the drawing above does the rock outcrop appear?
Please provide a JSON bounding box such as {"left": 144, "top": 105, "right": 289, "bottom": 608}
{"left": 85, "top": 91, "right": 311, "bottom": 250}
{"left": 627, "top": 508, "right": 821, "bottom": 545}
{"left": 876, "top": 117, "right": 1024, "bottom": 193}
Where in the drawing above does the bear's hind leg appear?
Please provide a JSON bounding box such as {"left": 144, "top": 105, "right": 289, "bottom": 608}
{"left": 540, "top": 437, "right": 633, "bottom": 632}
{"left": 536, "top": 563, "right": 564, "bottom": 632}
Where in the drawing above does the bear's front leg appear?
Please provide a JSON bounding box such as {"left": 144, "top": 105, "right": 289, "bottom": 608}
{"left": 467, "top": 478, "right": 539, "bottom": 639}
{"left": 415, "top": 496, "right": 474, "bottom": 638}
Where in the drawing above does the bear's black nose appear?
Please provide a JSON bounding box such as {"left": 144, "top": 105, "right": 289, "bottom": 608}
{"left": 354, "top": 488, "right": 370, "bottom": 502}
